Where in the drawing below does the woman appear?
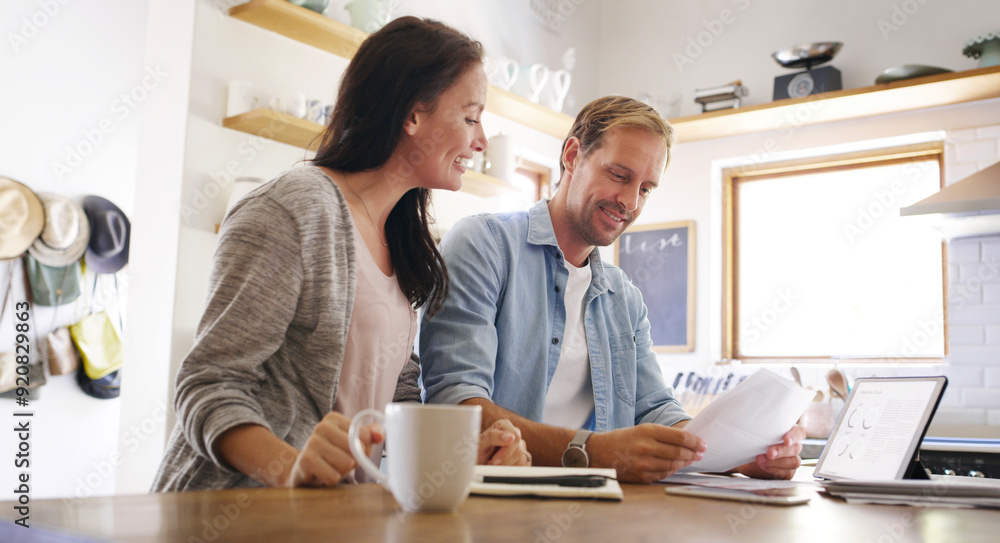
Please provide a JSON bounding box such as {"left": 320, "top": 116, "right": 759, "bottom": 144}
{"left": 152, "top": 17, "right": 528, "bottom": 491}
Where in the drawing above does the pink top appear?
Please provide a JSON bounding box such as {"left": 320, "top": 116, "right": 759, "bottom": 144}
{"left": 334, "top": 220, "right": 417, "bottom": 481}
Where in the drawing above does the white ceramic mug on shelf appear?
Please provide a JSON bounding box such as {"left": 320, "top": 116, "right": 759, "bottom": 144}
{"left": 551, "top": 69, "right": 572, "bottom": 113}
{"left": 528, "top": 64, "right": 550, "bottom": 103}
{"left": 226, "top": 80, "right": 260, "bottom": 117}
{"left": 306, "top": 99, "right": 327, "bottom": 124}
{"left": 268, "top": 91, "right": 307, "bottom": 119}
{"left": 485, "top": 134, "right": 516, "bottom": 183}
{"left": 496, "top": 58, "right": 519, "bottom": 92}
{"left": 348, "top": 403, "right": 481, "bottom": 513}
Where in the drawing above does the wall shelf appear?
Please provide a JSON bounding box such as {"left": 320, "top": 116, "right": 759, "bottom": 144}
{"left": 230, "top": 0, "right": 367, "bottom": 59}
{"left": 222, "top": 108, "right": 516, "bottom": 198}
{"left": 229, "top": 2, "right": 1000, "bottom": 147}
{"left": 222, "top": 107, "right": 323, "bottom": 150}
{"left": 229, "top": 0, "right": 573, "bottom": 139}
{"left": 669, "top": 65, "right": 1000, "bottom": 143}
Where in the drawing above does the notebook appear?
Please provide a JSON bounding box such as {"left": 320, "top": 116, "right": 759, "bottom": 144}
{"left": 469, "top": 465, "right": 623, "bottom": 501}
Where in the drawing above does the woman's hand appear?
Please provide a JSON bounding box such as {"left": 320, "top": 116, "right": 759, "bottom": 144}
{"left": 477, "top": 418, "right": 531, "bottom": 466}
{"left": 286, "top": 412, "right": 383, "bottom": 487}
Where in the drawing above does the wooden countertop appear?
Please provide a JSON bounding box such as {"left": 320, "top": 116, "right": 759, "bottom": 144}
{"left": 2, "top": 480, "right": 998, "bottom": 542}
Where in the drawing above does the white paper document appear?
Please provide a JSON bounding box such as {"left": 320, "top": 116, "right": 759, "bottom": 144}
{"left": 821, "top": 476, "right": 1000, "bottom": 509}
{"left": 663, "top": 472, "right": 811, "bottom": 490}
{"left": 676, "top": 369, "right": 815, "bottom": 474}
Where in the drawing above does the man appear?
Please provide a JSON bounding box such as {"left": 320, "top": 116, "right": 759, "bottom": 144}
{"left": 420, "top": 96, "right": 803, "bottom": 482}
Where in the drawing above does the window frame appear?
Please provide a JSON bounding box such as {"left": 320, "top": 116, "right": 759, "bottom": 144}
{"left": 721, "top": 142, "right": 949, "bottom": 364}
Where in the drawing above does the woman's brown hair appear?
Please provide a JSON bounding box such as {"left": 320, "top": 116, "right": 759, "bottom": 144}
{"left": 313, "top": 17, "right": 483, "bottom": 315}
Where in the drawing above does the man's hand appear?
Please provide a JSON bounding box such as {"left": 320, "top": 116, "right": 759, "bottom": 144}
{"left": 733, "top": 424, "right": 806, "bottom": 480}
{"left": 587, "top": 423, "right": 706, "bottom": 483}
{"left": 478, "top": 418, "right": 531, "bottom": 466}
{"left": 287, "top": 412, "right": 383, "bottom": 487}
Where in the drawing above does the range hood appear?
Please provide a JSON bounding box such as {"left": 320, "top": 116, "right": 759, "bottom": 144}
{"left": 900, "top": 161, "right": 1000, "bottom": 239}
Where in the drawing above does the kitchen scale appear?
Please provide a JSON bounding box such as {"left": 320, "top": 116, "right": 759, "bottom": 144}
{"left": 772, "top": 41, "right": 843, "bottom": 100}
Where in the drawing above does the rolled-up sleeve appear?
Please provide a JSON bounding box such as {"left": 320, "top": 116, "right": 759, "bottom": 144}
{"left": 420, "top": 216, "right": 504, "bottom": 406}
{"left": 173, "top": 196, "right": 304, "bottom": 469}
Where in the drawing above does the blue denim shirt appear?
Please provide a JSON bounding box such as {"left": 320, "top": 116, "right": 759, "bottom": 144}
{"left": 420, "top": 200, "right": 689, "bottom": 432}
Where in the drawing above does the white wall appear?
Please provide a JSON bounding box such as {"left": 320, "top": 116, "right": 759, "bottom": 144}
{"left": 1, "top": 0, "right": 149, "bottom": 500}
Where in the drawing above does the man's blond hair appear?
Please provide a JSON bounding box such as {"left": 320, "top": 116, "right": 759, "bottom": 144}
{"left": 557, "top": 96, "right": 675, "bottom": 185}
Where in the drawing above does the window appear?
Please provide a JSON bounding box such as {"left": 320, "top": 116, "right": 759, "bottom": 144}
{"left": 513, "top": 159, "right": 552, "bottom": 202}
{"left": 722, "top": 143, "right": 947, "bottom": 363}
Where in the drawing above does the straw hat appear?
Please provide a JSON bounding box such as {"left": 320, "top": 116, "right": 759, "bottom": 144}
{"left": 28, "top": 193, "right": 90, "bottom": 267}
{"left": 0, "top": 177, "right": 44, "bottom": 260}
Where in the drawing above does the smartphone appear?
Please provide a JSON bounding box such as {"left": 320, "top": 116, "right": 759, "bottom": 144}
{"left": 664, "top": 485, "right": 811, "bottom": 506}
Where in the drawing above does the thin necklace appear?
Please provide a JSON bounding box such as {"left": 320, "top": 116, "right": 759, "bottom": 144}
{"left": 342, "top": 174, "right": 389, "bottom": 247}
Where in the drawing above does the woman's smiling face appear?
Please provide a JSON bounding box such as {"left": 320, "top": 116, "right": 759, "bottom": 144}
{"left": 400, "top": 64, "right": 489, "bottom": 192}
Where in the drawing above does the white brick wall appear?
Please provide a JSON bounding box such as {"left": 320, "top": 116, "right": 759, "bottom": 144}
{"left": 927, "top": 125, "right": 1000, "bottom": 428}
{"left": 844, "top": 127, "right": 1000, "bottom": 430}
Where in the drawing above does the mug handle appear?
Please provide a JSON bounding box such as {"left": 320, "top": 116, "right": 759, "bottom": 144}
{"left": 348, "top": 408, "right": 388, "bottom": 485}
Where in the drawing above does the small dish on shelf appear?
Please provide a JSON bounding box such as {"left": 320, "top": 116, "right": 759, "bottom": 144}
{"left": 874, "top": 64, "right": 953, "bottom": 84}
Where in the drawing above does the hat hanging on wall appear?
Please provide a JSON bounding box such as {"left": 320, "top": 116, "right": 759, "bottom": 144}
{"left": 0, "top": 177, "right": 45, "bottom": 261}
{"left": 75, "top": 367, "right": 121, "bottom": 400}
{"left": 83, "top": 196, "right": 130, "bottom": 273}
{"left": 28, "top": 193, "right": 90, "bottom": 267}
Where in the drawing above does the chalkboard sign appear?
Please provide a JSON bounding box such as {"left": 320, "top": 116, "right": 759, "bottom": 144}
{"left": 614, "top": 221, "right": 695, "bottom": 353}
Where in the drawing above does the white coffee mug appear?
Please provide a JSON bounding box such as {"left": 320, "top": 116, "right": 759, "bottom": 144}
{"left": 349, "top": 403, "right": 481, "bottom": 513}
{"left": 528, "top": 64, "right": 550, "bottom": 104}
{"left": 269, "top": 91, "right": 307, "bottom": 119}
{"left": 551, "top": 69, "right": 572, "bottom": 113}
{"left": 485, "top": 134, "right": 516, "bottom": 183}
{"left": 226, "top": 80, "right": 260, "bottom": 117}
{"left": 496, "top": 58, "right": 519, "bottom": 92}
{"left": 306, "top": 99, "right": 326, "bottom": 124}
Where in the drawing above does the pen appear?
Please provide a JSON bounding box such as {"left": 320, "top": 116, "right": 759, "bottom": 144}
{"left": 477, "top": 475, "right": 609, "bottom": 487}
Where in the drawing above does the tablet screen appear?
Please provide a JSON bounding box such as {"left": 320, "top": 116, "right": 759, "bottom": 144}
{"left": 813, "top": 376, "right": 947, "bottom": 481}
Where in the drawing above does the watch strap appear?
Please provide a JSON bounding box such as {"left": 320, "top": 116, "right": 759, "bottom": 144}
{"left": 569, "top": 429, "right": 594, "bottom": 450}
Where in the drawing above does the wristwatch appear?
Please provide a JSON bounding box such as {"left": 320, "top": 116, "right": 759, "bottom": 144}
{"left": 561, "top": 429, "right": 594, "bottom": 468}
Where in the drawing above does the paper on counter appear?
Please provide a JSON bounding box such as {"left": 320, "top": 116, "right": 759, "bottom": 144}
{"left": 676, "top": 369, "right": 815, "bottom": 474}
{"left": 663, "top": 472, "right": 811, "bottom": 490}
